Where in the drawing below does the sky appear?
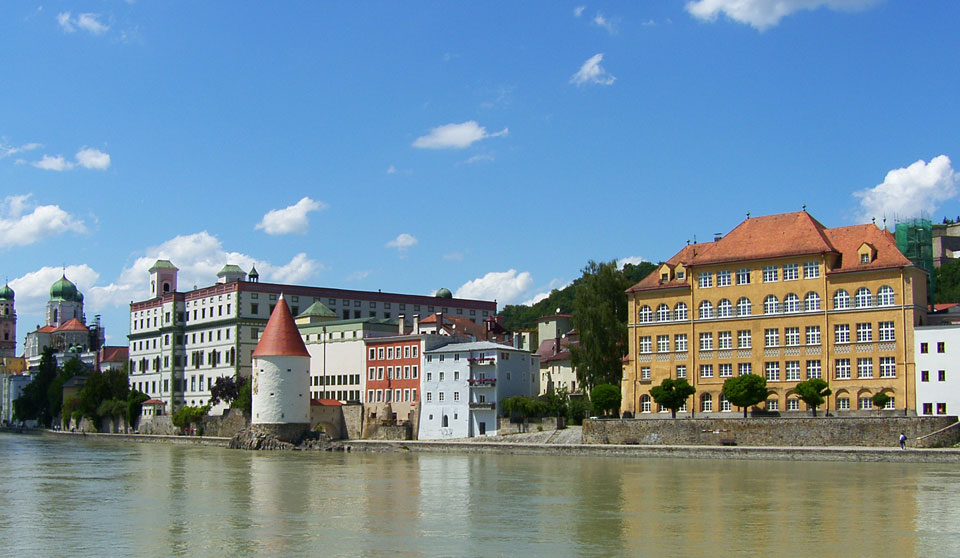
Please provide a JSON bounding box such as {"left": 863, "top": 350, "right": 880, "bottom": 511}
{"left": 2, "top": 1, "right": 959, "bottom": 352}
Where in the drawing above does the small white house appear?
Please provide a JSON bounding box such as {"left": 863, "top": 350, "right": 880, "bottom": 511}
{"left": 915, "top": 325, "right": 960, "bottom": 416}
{"left": 418, "top": 341, "right": 538, "bottom": 440}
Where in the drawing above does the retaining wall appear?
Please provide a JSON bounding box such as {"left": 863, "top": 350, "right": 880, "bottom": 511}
{"left": 582, "top": 416, "right": 960, "bottom": 448}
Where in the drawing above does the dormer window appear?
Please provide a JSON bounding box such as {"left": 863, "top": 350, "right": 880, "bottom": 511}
{"left": 860, "top": 253, "right": 870, "bottom": 264}
{"left": 857, "top": 242, "right": 876, "bottom": 264}
{"left": 661, "top": 273, "right": 669, "bottom": 282}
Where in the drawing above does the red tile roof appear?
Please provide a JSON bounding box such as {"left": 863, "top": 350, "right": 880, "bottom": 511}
{"left": 252, "top": 296, "right": 310, "bottom": 358}
{"left": 142, "top": 399, "right": 166, "bottom": 406}
{"left": 418, "top": 313, "right": 488, "bottom": 339}
{"left": 821, "top": 224, "right": 912, "bottom": 273}
{"left": 310, "top": 398, "right": 343, "bottom": 406}
{"left": 99, "top": 346, "right": 129, "bottom": 363}
{"left": 56, "top": 318, "right": 89, "bottom": 332}
{"left": 36, "top": 325, "right": 57, "bottom": 333}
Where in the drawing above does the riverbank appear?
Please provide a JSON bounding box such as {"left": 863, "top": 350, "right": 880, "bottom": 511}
{"left": 41, "top": 429, "right": 231, "bottom": 447}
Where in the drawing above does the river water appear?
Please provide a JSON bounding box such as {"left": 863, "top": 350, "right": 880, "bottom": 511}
{"left": 1, "top": 433, "right": 959, "bottom": 557}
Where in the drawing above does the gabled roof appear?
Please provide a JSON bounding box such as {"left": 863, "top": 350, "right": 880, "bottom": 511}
{"left": 56, "top": 318, "right": 89, "bottom": 332}
{"left": 99, "top": 346, "right": 128, "bottom": 363}
{"left": 253, "top": 296, "right": 310, "bottom": 358}
{"left": 418, "top": 313, "right": 487, "bottom": 339}
{"left": 142, "top": 399, "right": 166, "bottom": 406}
{"left": 36, "top": 325, "right": 57, "bottom": 333}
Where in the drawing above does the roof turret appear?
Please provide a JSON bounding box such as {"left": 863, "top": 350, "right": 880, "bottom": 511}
{"left": 50, "top": 275, "right": 81, "bottom": 302}
{"left": 0, "top": 283, "right": 13, "bottom": 301}
{"left": 253, "top": 295, "right": 310, "bottom": 358}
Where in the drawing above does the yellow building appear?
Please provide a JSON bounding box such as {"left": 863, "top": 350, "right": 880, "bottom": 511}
{"left": 622, "top": 211, "right": 927, "bottom": 416}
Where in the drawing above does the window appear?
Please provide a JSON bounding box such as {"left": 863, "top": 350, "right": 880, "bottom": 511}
{"left": 762, "top": 266, "right": 778, "bottom": 282}
{"left": 806, "top": 360, "right": 822, "bottom": 379}
{"left": 718, "top": 331, "right": 732, "bottom": 350}
{"left": 738, "top": 362, "right": 752, "bottom": 376}
{"left": 717, "top": 270, "right": 731, "bottom": 287}
{"left": 764, "top": 328, "right": 779, "bottom": 347}
{"left": 804, "top": 292, "right": 821, "bottom": 312}
{"left": 387, "top": 347, "right": 393, "bottom": 359}
{"left": 676, "top": 365, "right": 687, "bottom": 379}
{"left": 699, "top": 333, "right": 713, "bottom": 351}
{"left": 701, "top": 393, "right": 713, "bottom": 412}
{"left": 877, "top": 286, "right": 895, "bottom": 306}
{"left": 720, "top": 394, "right": 732, "bottom": 412}
{"left": 938, "top": 403, "right": 947, "bottom": 415}
{"left": 860, "top": 253, "right": 870, "bottom": 264}
{"left": 783, "top": 263, "right": 799, "bottom": 281}
{"left": 674, "top": 334, "right": 688, "bottom": 352}
{"left": 885, "top": 397, "right": 896, "bottom": 410}
{"left": 699, "top": 301, "right": 714, "bottom": 319}
{"left": 657, "top": 304, "right": 671, "bottom": 322}
{"left": 438, "top": 392, "right": 444, "bottom": 402}
{"left": 835, "top": 359, "right": 851, "bottom": 379}
{"left": 719, "top": 363, "right": 733, "bottom": 377}
{"left": 699, "top": 273, "right": 713, "bottom": 288}
{"left": 736, "top": 297, "right": 752, "bottom": 316}
{"left": 657, "top": 335, "right": 670, "bottom": 352}
{"left": 737, "top": 268, "right": 751, "bottom": 285}
{"left": 453, "top": 392, "right": 460, "bottom": 402}
{"left": 766, "top": 398, "right": 779, "bottom": 412}
{"left": 803, "top": 261, "right": 819, "bottom": 279}
{"left": 852, "top": 323, "right": 872, "bottom": 343}
{"left": 806, "top": 326, "right": 821, "bottom": 345}
{"left": 880, "top": 357, "right": 896, "bottom": 378}
{"left": 638, "top": 305, "right": 653, "bottom": 323}
{"left": 939, "top": 370, "right": 946, "bottom": 382}
{"left": 921, "top": 342, "right": 929, "bottom": 353}
{"left": 763, "top": 295, "right": 779, "bottom": 315}
{"left": 765, "top": 362, "right": 780, "bottom": 381}
{"left": 639, "top": 336, "right": 652, "bottom": 353}
{"left": 837, "top": 397, "right": 850, "bottom": 410}
{"left": 674, "top": 302, "right": 688, "bottom": 321}
{"left": 737, "top": 330, "right": 752, "bottom": 348}
{"left": 700, "top": 364, "right": 713, "bottom": 378}
{"left": 425, "top": 392, "right": 432, "bottom": 402}
{"left": 640, "top": 395, "right": 652, "bottom": 413}
{"left": 854, "top": 287, "right": 872, "bottom": 308}
{"left": 921, "top": 370, "right": 929, "bottom": 382}
{"left": 857, "top": 358, "right": 873, "bottom": 378}
{"left": 878, "top": 321, "right": 895, "bottom": 341}
{"left": 860, "top": 397, "right": 873, "bottom": 410}
{"left": 833, "top": 290, "right": 850, "bottom": 309}
{"left": 641, "top": 367, "right": 651, "bottom": 380}
{"left": 923, "top": 403, "right": 933, "bottom": 415}
{"left": 835, "top": 324, "right": 850, "bottom": 344}
{"left": 717, "top": 299, "right": 732, "bottom": 318}
{"left": 454, "top": 371, "right": 460, "bottom": 381}
{"left": 784, "top": 327, "right": 800, "bottom": 346}
{"left": 938, "top": 342, "right": 946, "bottom": 354}
{"left": 439, "top": 372, "right": 445, "bottom": 382}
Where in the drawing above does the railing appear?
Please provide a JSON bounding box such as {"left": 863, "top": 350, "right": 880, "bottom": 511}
{"left": 467, "top": 357, "right": 495, "bottom": 365}
{"left": 469, "top": 402, "right": 496, "bottom": 410}
{"left": 468, "top": 378, "right": 496, "bottom": 387}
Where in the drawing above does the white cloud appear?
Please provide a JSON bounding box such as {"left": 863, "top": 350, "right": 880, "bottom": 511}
{"left": 268, "top": 253, "right": 319, "bottom": 284}
{"left": 574, "top": 6, "right": 585, "bottom": 17}
{"left": 855, "top": 155, "right": 959, "bottom": 223}
{"left": 685, "top": 0, "right": 878, "bottom": 31}
{"left": 10, "top": 264, "right": 100, "bottom": 317}
{"left": 618, "top": 256, "right": 647, "bottom": 268}
{"left": 412, "top": 121, "right": 509, "bottom": 149}
{"left": 455, "top": 269, "right": 534, "bottom": 305}
{"left": 0, "top": 194, "right": 87, "bottom": 247}
{"left": 570, "top": 54, "right": 616, "bottom": 86}
{"left": 58, "top": 12, "right": 109, "bottom": 35}
{"left": 386, "top": 165, "right": 396, "bottom": 174}
{"left": 593, "top": 12, "right": 619, "bottom": 34}
{"left": 346, "top": 270, "right": 371, "bottom": 281}
{"left": 0, "top": 142, "right": 41, "bottom": 159}
{"left": 33, "top": 154, "right": 73, "bottom": 171}
{"left": 386, "top": 233, "right": 418, "bottom": 253}
{"left": 521, "top": 278, "right": 572, "bottom": 306}
{"left": 255, "top": 196, "right": 326, "bottom": 235}
{"left": 75, "top": 147, "right": 111, "bottom": 170}
{"left": 463, "top": 154, "right": 494, "bottom": 165}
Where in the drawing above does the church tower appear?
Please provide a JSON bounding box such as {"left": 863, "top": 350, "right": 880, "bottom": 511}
{"left": 149, "top": 260, "right": 179, "bottom": 298}
{"left": 47, "top": 274, "right": 83, "bottom": 328}
{"left": 251, "top": 294, "right": 311, "bottom": 442}
{"left": 0, "top": 282, "right": 16, "bottom": 358}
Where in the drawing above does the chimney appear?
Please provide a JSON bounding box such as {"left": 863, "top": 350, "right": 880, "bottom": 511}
{"left": 398, "top": 314, "right": 405, "bottom": 335}
{"left": 437, "top": 312, "right": 443, "bottom": 333}
{"left": 554, "top": 336, "right": 560, "bottom": 356}
{"left": 413, "top": 314, "right": 420, "bottom": 335}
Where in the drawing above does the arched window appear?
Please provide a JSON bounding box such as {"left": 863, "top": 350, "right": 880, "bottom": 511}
{"left": 877, "top": 285, "right": 895, "bottom": 306}
{"left": 53, "top": 308, "right": 58, "bottom": 323}
{"left": 717, "top": 299, "right": 732, "bottom": 318}
{"left": 737, "top": 297, "right": 752, "bottom": 316}
{"left": 674, "top": 302, "right": 688, "bottom": 321}
{"left": 854, "top": 287, "right": 872, "bottom": 308}
{"left": 657, "top": 304, "right": 671, "bottom": 322}
{"left": 638, "top": 305, "right": 653, "bottom": 323}
{"left": 442, "top": 415, "right": 449, "bottom": 427}
{"left": 763, "top": 295, "right": 779, "bottom": 315}
{"left": 833, "top": 289, "right": 850, "bottom": 310}
{"left": 804, "top": 292, "right": 821, "bottom": 312}
{"left": 783, "top": 293, "right": 800, "bottom": 313}
{"left": 700, "top": 393, "right": 713, "bottom": 412}
{"left": 699, "top": 301, "right": 714, "bottom": 319}
{"left": 163, "top": 282, "right": 171, "bottom": 293}
{"left": 640, "top": 394, "right": 651, "bottom": 413}
{"left": 720, "top": 393, "right": 731, "bottom": 412}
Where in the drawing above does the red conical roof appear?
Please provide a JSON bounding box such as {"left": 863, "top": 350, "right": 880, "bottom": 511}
{"left": 252, "top": 296, "right": 310, "bottom": 358}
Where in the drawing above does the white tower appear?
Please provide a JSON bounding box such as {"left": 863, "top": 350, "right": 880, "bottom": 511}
{"left": 251, "top": 294, "right": 311, "bottom": 441}
{"left": 149, "top": 260, "right": 179, "bottom": 298}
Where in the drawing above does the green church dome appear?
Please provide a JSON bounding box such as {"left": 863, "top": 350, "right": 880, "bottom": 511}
{"left": 0, "top": 283, "right": 13, "bottom": 301}
{"left": 50, "top": 275, "right": 81, "bottom": 302}
{"left": 435, "top": 288, "right": 453, "bottom": 299}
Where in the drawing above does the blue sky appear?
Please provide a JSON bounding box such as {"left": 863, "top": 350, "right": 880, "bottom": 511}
{"left": 2, "top": 1, "right": 959, "bottom": 350}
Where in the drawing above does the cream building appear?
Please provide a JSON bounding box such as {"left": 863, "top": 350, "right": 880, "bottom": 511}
{"left": 622, "top": 211, "right": 927, "bottom": 417}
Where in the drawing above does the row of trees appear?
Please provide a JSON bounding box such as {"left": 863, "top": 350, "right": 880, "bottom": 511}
{"left": 500, "top": 384, "right": 623, "bottom": 425}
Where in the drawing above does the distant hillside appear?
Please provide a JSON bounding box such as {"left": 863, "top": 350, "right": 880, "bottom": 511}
{"left": 499, "top": 261, "right": 657, "bottom": 331}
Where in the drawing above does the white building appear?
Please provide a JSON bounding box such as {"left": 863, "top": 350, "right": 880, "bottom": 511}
{"left": 418, "top": 341, "right": 539, "bottom": 440}
{"left": 915, "top": 325, "right": 960, "bottom": 416}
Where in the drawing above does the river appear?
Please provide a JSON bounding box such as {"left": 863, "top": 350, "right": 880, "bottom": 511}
{"left": 1, "top": 433, "right": 959, "bottom": 557}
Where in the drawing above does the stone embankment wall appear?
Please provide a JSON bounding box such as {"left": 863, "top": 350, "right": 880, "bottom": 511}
{"left": 366, "top": 424, "right": 411, "bottom": 440}
{"left": 202, "top": 410, "right": 249, "bottom": 438}
{"left": 139, "top": 416, "right": 175, "bottom": 435}
{"left": 582, "top": 416, "right": 960, "bottom": 448}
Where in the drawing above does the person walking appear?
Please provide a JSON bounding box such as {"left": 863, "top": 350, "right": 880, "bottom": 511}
{"left": 899, "top": 432, "right": 907, "bottom": 450}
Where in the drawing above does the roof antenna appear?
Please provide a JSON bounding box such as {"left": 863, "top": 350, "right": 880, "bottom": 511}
{"left": 883, "top": 216, "right": 887, "bottom": 228}
{"left": 746, "top": 212, "right": 750, "bottom": 219}
{"left": 802, "top": 204, "right": 806, "bottom": 212}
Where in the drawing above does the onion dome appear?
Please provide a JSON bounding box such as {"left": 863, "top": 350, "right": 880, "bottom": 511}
{"left": 435, "top": 288, "right": 453, "bottom": 299}
{"left": 50, "top": 275, "right": 81, "bottom": 302}
{"left": 253, "top": 295, "right": 309, "bottom": 358}
{"left": 0, "top": 283, "right": 13, "bottom": 301}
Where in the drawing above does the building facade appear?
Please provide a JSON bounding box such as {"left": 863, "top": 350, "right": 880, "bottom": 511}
{"left": 23, "top": 275, "right": 106, "bottom": 371}
{"left": 533, "top": 314, "right": 580, "bottom": 395}
{"left": 915, "top": 325, "right": 960, "bottom": 416}
{"left": 128, "top": 260, "right": 497, "bottom": 413}
{"left": 622, "top": 211, "right": 927, "bottom": 417}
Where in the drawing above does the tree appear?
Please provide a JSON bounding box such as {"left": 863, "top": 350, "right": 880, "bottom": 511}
{"left": 230, "top": 378, "right": 252, "bottom": 414}
{"left": 127, "top": 390, "right": 150, "bottom": 426}
{"left": 77, "top": 368, "right": 129, "bottom": 422}
{"left": 722, "top": 374, "right": 769, "bottom": 418}
{"left": 13, "top": 346, "right": 59, "bottom": 426}
{"left": 872, "top": 392, "right": 891, "bottom": 415}
{"left": 210, "top": 375, "right": 245, "bottom": 407}
{"left": 172, "top": 405, "right": 210, "bottom": 433}
{"left": 570, "top": 260, "right": 631, "bottom": 390}
{"left": 935, "top": 260, "right": 960, "bottom": 304}
{"left": 539, "top": 386, "right": 569, "bottom": 418}
{"left": 794, "top": 378, "right": 832, "bottom": 416}
{"left": 590, "top": 384, "right": 621, "bottom": 417}
{"left": 650, "top": 378, "right": 696, "bottom": 418}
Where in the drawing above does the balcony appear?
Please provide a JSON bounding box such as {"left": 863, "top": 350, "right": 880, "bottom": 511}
{"left": 469, "top": 401, "right": 496, "bottom": 410}
{"left": 467, "top": 356, "right": 495, "bottom": 365}
{"left": 468, "top": 378, "right": 496, "bottom": 387}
